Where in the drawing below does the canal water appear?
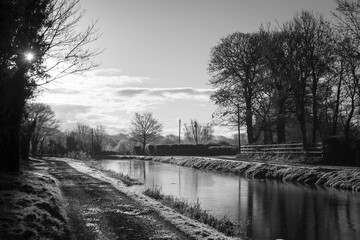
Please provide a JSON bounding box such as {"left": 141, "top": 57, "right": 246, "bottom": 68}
{"left": 100, "top": 159, "right": 360, "bottom": 240}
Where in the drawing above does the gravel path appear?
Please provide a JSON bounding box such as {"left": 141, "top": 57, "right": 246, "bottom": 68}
{"left": 45, "top": 159, "right": 189, "bottom": 240}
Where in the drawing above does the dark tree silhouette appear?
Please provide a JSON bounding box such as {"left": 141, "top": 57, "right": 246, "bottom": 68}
{"left": 27, "top": 103, "right": 59, "bottom": 156}
{"left": 333, "top": 0, "right": 360, "bottom": 140}
{"left": 0, "top": 0, "right": 50, "bottom": 171}
{"left": 0, "top": 0, "right": 100, "bottom": 172}
{"left": 209, "top": 32, "right": 265, "bottom": 144}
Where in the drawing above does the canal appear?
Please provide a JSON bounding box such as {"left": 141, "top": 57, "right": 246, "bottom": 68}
{"left": 100, "top": 159, "right": 360, "bottom": 240}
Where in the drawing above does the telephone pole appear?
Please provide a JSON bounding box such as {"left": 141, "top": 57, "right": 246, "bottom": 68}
{"left": 179, "top": 119, "right": 181, "bottom": 144}
{"left": 194, "top": 121, "right": 198, "bottom": 145}
{"left": 91, "top": 128, "right": 94, "bottom": 155}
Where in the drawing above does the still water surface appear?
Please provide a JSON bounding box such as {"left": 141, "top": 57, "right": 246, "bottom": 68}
{"left": 100, "top": 159, "right": 360, "bottom": 240}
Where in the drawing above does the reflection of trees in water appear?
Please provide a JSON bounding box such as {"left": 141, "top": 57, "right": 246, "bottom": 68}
{"left": 240, "top": 180, "right": 360, "bottom": 240}
{"left": 103, "top": 160, "right": 360, "bottom": 240}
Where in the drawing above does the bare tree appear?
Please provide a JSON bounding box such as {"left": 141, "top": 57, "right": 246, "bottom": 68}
{"left": 76, "top": 123, "right": 91, "bottom": 153}
{"left": 28, "top": 103, "right": 59, "bottom": 155}
{"left": 280, "top": 11, "right": 335, "bottom": 144}
{"left": 208, "top": 32, "right": 265, "bottom": 144}
{"left": 37, "top": 0, "right": 101, "bottom": 84}
{"left": 183, "top": 120, "right": 214, "bottom": 144}
{"left": 333, "top": 0, "right": 360, "bottom": 140}
{"left": 129, "top": 112, "right": 163, "bottom": 152}
{"left": 259, "top": 28, "right": 295, "bottom": 143}
{"left": 93, "top": 125, "right": 108, "bottom": 154}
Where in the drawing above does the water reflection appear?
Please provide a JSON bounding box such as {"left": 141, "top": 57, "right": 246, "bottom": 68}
{"left": 100, "top": 159, "right": 360, "bottom": 240}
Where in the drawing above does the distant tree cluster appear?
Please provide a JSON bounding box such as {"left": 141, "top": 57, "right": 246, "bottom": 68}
{"left": 64, "top": 124, "right": 108, "bottom": 155}
{"left": 209, "top": 1, "right": 360, "bottom": 146}
{"left": 183, "top": 120, "right": 214, "bottom": 145}
{"left": 22, "top": 103, "right": 59, "bottom": 157}
{"left": 26, "top": 109, "right": 242, "bottom": 156}
{"left": 20, "top": 103, "right": 109, "bottom": 157}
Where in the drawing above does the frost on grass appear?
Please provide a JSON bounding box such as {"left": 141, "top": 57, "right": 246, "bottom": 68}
{"left": 84, "top": 160, "right": 143, "bottom": 186}
{"left": 0, "top": 171, "right": 69, "bottom": 239}
{"left": 151, "top": 156, "right": 360, "bottom": 191}
{"left": 60, "top": 158, "right": 238, "bottom": 240}
{"left": 143, "top": 186, "right": 245, "bottom": 238}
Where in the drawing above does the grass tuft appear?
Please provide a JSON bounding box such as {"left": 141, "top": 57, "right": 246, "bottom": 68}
{"left": 143, "top": 186, "right": 246, "bottom": 237}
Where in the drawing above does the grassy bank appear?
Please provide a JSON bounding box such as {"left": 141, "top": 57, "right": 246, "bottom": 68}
{"left": 0, "top": 160, "right": 70, "bottom": 239}
{"left": 143, "top": 187, "right": 245, "bottom": 238}
{"left": 151, "top": 156, "right": 360, "bottom": 191}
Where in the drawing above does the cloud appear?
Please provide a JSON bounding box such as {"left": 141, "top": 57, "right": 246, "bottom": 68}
{"left": 49, "top": 104, "right": 93, "bottom": 129}
{"left": 45, "top": 88, "right": 81, "bottom": 95}
{"left": 116, "top": 87, "right": 214, "bottom": 100}
{"left": 51, "top": 104, "right": 91, "bottom": 114}
{"left": 35, "top": 70, "right": 217, "bottom": 134}
{"left": 116, "top": 88, "right": 148, "bottom": 96}
{"left": 94, "top": 68, "right": 123, "bottom": 77}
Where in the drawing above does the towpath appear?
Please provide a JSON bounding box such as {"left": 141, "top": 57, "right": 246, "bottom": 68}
{"left": 44, "top": 159, "right": 189, "bottom": 240}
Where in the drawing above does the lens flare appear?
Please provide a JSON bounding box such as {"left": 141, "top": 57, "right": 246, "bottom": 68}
{"left": 25, "top": 52, "right": 35, "bottom": 62}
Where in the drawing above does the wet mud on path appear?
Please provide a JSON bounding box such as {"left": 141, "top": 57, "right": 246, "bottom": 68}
{"left": 45, "top": 159, "right": 189, "bottom": 240}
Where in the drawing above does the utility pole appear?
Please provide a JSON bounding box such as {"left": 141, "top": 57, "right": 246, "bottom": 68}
{"left": 179, "top": 119, "right": 181, "bottom": 144}
{"left": 91, "top": 128, "right": 94, "bottom": 155}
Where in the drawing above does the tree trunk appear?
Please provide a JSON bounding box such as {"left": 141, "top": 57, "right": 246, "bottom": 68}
{"left": 245, "top": 111, "right": 253, "bottom": 144}
{"left": 299, "top": 111, "right": 307, "bottom": 149}
{"left": 31, "top": 135, "right": 39, "bottom": 155}
{"left": 276, "top": 117, "right": 286, "bottom": 143}
{"left": 344, "top": 67, "right": 359, "bottom": 140}
{"left": 344, "top": 92, "right": 356, "bottom": 140}
{"left": 332, "top": 68, "right": 343, "bottom": 135}
{"left": 20, "top": 132, "right": 31, "bottom": 160}
{"left": 295, "top": 89, "right": 307, "bottom": 148}
{"left": 237, "top": 104, "right": 241, "bottom": 154}
{"left": 142, "top": 134, "right": 146, "bottom": 155}
{"left": 311, "top": 75, "right": 318, "bottom": 143}
{"left": 0, "top": 126, "right": 21, "bottom": 172}
{"left": 276, "top": 97, "right": 286, "bottom": 143}
{"left": 245, "top": 98, "right": 254, "bottom": 144}
{"left": 0, "top": 70, "right": 27, "bottom": 172}
{"left": 263, "top": 121, "right": 272, "bottom": 144}
{"left": 38, "top": 136, "right": 46, "bottom": 155}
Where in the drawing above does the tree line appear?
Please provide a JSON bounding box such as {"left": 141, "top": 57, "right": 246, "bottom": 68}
{"left": 208, "top": 1, "right": 360, "bottom": 147}
{"left": 25, "top": 108, "right": 221, "bottom": 156}
{"left": 21, "top": 103, "right": 109, "bottom": 157}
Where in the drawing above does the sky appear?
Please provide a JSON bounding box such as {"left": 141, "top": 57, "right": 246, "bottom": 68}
{"left": 36, "top": 0, "right": 337, "bottom": 137}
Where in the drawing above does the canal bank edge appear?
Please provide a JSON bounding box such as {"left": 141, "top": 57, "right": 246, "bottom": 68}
{"left": 59, "top": 157, "right": 239, "bottom": 240}
{"left": 130, "top": 156, "right": 360, "bottom": 191}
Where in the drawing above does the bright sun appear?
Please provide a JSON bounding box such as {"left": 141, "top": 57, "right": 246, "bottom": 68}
{"left": 25, "top": 52, "right": 34, "bottom": 62}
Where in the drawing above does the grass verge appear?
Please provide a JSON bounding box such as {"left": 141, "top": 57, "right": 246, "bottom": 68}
{"left": 143, "top": 186, "right": 246, "bottom": 238}
{"left": 0, "top": 170, "right": 69, "bottom": 239}
{"left": 84, "top": 161, "right": 143, "bottom": 187}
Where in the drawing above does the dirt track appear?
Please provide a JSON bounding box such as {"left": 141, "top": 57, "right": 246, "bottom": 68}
{"left": 45, "top": 159, "right": 189, "bottom": 240}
